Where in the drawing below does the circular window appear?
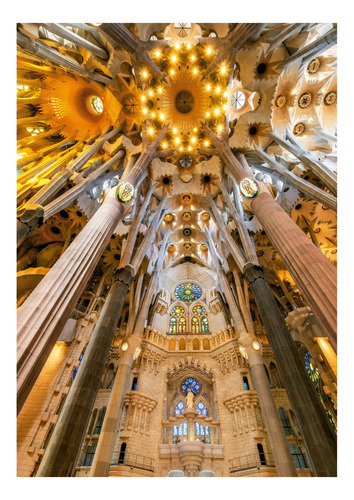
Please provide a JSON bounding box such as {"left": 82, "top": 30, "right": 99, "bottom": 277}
{"left": 182, "top": 377, "right": 200, "bottom": 394}
{"left": 257, "top": 63, "right": 267, "bottom": 75}
{"left": 231, "top": 91, "right": 246, "bottom": 110}
{"left": 183, "top": 227, "right": 192, "bottom": 236}
{"left": 168, "top": 244, "right": 176, "bottom": 252}
{"left": 90, "top": 96, "right": 103, "bottom": 114}
{"left": 116, "top": 182, "right": 135, "bottom": 203}
{"left": 182, "top": 211, "right": 192, "bottom": 221}
{"left": 179, "top": 154, "right": 193, "bottom": 168}
{"left": 175, "top": 90, "right": 194, "bottom": 114}
{"left": 203, "top": 175, "right": 211, "bottom": 183}
{"left": 163, "top": 176, "right": 170, "bottom": 185}
{"left": 307, "top": 58, "right": 320, "bottom": 74}
{"left": 275, "top": 95, "right": 287, "bottom": 108}
{"left": 175, "top": 283, "right": 202, "bottom": 302}
{"left": 324, "top": 91, "right": 336, "bottom": 106}
{"left": 298, "top": 92, "right": 312, "bottom": 108}
{"left": 293, "top": 122, "right": 305, "bottom": 136}
{"left": 249, "top": 126, "right": 257, "bottom": 136}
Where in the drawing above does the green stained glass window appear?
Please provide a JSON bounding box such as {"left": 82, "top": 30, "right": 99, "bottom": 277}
{"left": 201, "top": 316, "right": 209, "bottom": 333}
{"left": 179, "top": 317, "right": 186, "bottom": 333}
{"left": 172, "top": 305, "right": 185, "bottom": 316}
{"left": 192, "top": 316, "right": 199, "bottom": 334}
{"left": 192, "top": 305, "right": 206, "bottom": 316}
{"left": 175, "top": 283, "right": 202, "bottom": 302}
{"left": 304, "top": 352, "right": 319, "bottom": 383}
{"left": 169, "top": 317, "right": 177, "bottom": 334}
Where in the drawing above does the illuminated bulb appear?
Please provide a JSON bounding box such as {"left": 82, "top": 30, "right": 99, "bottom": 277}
{"left": 220, "top": 66, "right": 226, "bottom": 74}
{"left": 188, "top": 146, "right": 192, "bottom": 151}
{"left": 191, "top": 55, "right": 195, "bottom": 61}
{"left": 148, "top": 128, "right": 154, "bottom": 135}
{"left": 252, "top": 341, "right": 260, "bottom": 351}
{"left": 151, "top": 112, "right": 156, "bottom": 118}
{"left": 179, "top": 146, "right": 183, "bottom": 151}
{"left": 224, "top": 90, "right": 228, "bottom": 97}
{"left": 193, "top": 128, "right": 197, "bottom": 132}
{"left": 215, "top": 86, "right": 220, "bottom": 94}
{"left": 214, "top": 108, "right": 220, "bottom": 115}
{"left": 206, "top": 84, "right": 211, "bottom": 91}
{"left": 162, "top": 142, "right": 167, "bottom": 149}
{"left": 217, "top": 125, "right": 222, "bottom": 132}
{"left": 175, "top": 137, "right": 180, "bottom": 144}
{"left": 121, "top": 341, "right": 129, "bottom": 352}
{"left": 158, "top": 87, "right": 162, "bottom": 93}
{"left": 204, "top": 140, "right": 209, "bottom": 147}
{"left": 191, "top": 137, "right": 196, "bottom": 143}
{"left": 187, "top": 43, "right": 191, "bottom": 49}
{"left": 193, "top": 68, "right": 198, "bottom": 74}
{"left": 141, "top": 95, "right": 146, "bottom": 101}
{"left": 143, "top": 108, "right": 148, "bottom": 114}
{"left": 149, "top": 90, "right": 153, "bottom": 96}
{"left": 222, "top": 104, "right": 227, "bottom": 110}
{"left": 170, "top": 69, "right": 175, "bottom": 75}
{"left": 155, "top": 50, "right": 161, "bottom": 57}
{"left": 206, "top": 112, "right": 210, "bottom": 118}
{"left": 142, "top": 71, "right": 148, "bottom": 78}
{"left": 160, "top": 113, "right": 165, "bottom": 120}
{"left": 206, "top": 47, "right": 212, "bottom": 55}
{"left": 176, "top": 43, "right": 180, "bottom": 49}
{"left": 172, "top": 55, "right": 177, "bottom": 62}
{"left": 323, "top": 87, "right": 328, "bottom": 92}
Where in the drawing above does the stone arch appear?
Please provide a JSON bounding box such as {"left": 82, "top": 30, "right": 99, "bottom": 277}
{"left": 179, "top": 338, "right": 186, "bottom": 350}
{"left": 202, "top": 338, "right": 210, "bottom": 350}
{"left": 169, "top": 338, "right": 176, "bottom": 350}
{"left": 269, "top": 361, "right": 283, "bottom": 388}
{"left": 192, "top": 338, "right": 200, "bottom": 350}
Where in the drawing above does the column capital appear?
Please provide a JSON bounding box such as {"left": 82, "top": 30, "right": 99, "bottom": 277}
{"left": 111, "top": 264, "right": 135, "bottom": 286}
{"left": 243, "top": 263, "right": 267, "bottom": 285}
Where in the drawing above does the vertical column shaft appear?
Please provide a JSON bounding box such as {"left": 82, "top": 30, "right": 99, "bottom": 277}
{"left": 244, "top": 263, "right": 337, "bottom": 476}
{"left": 35, "top": 265, "right": 135, "bottom": 477}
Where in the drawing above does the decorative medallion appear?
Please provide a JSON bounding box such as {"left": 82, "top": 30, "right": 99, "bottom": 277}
{"left": 307, "top": 58, "right": 321, "bottom": 74}
{"left": 183, "top": 242, "right": 192, "bottom": 250}
{"left": 324, "top": 91, "right": 337, "bottom": 106}
{"left": 293, "top": 122, "right": 305, "bottom": 136}
{"left": 314, "top": 227, "right": 321, "bottom": 233}
{"left": 331, "top": 249, "right": 337, "bottom": 254}
{"left": 322, "top": 205, "right": 329, "bottom": 210}
{"left": 239, "top": 178, "right": 259, "bottom": 199}
{"left": 175, "top": 282, "right": 202, "bottom": 302}
{"left": 175, "top": 90, "right": 195, "bottom": 114}
{"left": 200, "top": 212, "right": 210, "bottom": 221}
{"left": 90, "top": 96, "right": 103, "bottom": 114}
{"left": 116, "top": 182, "right": 134, "bottom": 203}
{"left": 256, "top": 250, "right": 264, "bottom": 257}
{"left": 181, "top": 194, "right": 192, "bottom": 204}
{"left": 275, "top": 94, "right": 287, "bottom": 108}
{"left": 179, "top": 154, "right": 193, "bottom": 168}
{"left": 200, "top": 244, "right": 208, "bottom": 251}
{"left": 231, "top": 91, "right": 246, "bottom": 110}
{"left": 298, "top": 92, "right": 312, "bottom": 108}
{"left": 182, "top": 211, "right": 192, "bottom": 221}
{"left": 183, "top": 227, "right": 192, "bottom": 236}
{"left": 168, "top": 244, "right": 176, "bottom": 252}
{"left": 164, "top": 213, "right": 174, "bottom": 222}
{"left": 123, "top": 94, "right": 139, "bottom": 115}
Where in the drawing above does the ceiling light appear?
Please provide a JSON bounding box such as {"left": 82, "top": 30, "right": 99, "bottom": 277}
{"left": 206, "top": 112, "right": 210, "bottom": 118}
{"left": 148, "top": 128, "right": 154, "bottom": 135}
{"left": 220, "top": 66, "right": 226, "bottom": 74}
{"left": 149, "top": 90, "right": 153, "bottom": 96}
{"left": 158, "top": 87, "right": 162, "bottom": 93}
{"left": 191, "top": 137, "right": 196, "bottom": 143}
{"left": 215, "top": 86, "right": 221, "bottom": 94}
{"left": 214, "top": 108, "right": 220, "bottom": 115}
{"left": 170, "top": 69, "right": 175, "bottom": 75}
{"left": 191, "top": 55, "right": 195, "bottom": 61}
{"left": 155, "top": 50, "right": 161, "bottom": 58}
{"left": 141, "top": 95, "right": 146, "bottom": 101}
{"left": 206, "top": 47, "right": 212, "bottom": 55}
{"left": 193, "top": 68, "right": 198, "bottom": 74}
{"left": 142, "top": 71, "right": 148, "bottom": 78}
{"left": 204, "top": 140, "right": 209, "bottom": 147}
{"left": 217, "top": 125, "right": 222, "bottom": 132}
{"left": 160, "top": 113, "right": 165, "bottom": 120}
{"left": 162, "top": 142, "right": 167, "bottom": 148}
{"left": 175, "top": 137, "right": 180, "bottom": 144}
{"left": 143, "top": 108, "right": 148, "bottom": 114}
{"left": 176, "top": 43, "right": 180, "bottom": 49}
{"left": 172, "top": 55, "right": 177, "bottom": 62}
{"left": 206, "top": 84, "right": 211, "bottom": 91}
{"left": 187, "top": 43, "right": 191, "bottom": 49}
{"left": 173, "top": 127, "right": 178, "bottom": 134}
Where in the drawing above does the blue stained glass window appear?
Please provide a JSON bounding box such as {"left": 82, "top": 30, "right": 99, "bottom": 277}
{"left": 196, "top": 402, "right": 208, "bottom": 415}
{"left": 169, "top": 317, "right": 177, "bottom": 334}
{"left": 201, "top": 316, "right": 209, "bottom": 333}
{"left": 174, "top": 401, "right": 185, "bottom": 415}
{"left": 192, "top": 305, "right": 206, "bottom": 316}
{"left": 175, "top": 283, "right": 202, "bottom": 302}
{"left": 304, "top": 352, "right": 319, "bottom": 382}
{"left": 181, "top": 377, "right": 200, "bottom": 394}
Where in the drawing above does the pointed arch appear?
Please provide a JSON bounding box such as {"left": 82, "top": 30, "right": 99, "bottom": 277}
{"left": 169, "top": 338, "right": 176, "bottom": 350}
{"left": 179, "top": 338, "right": 186, "bottom": 350}
{"left": 191, "top": 316, "right": 199, "bottom": 334}
{"left": 179, "top": 316, "right": 186, "bottom": 333}
{"left": 203, "top": 338, "right": 210, "bottom": 350}
{"left": 192, "top": 338, "right": 200, "bottom": 350}
{"left": 201, "top": 316, "right": 209, "bottom": 333}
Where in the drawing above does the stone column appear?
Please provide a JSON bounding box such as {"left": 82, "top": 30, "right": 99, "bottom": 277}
{"left": 35, "top": 265, "right": 135, "bottom": 477}
{"left": 89, "top": 335, "right": 141, "bottom": 477}
{"left": 243, "top": 263, "right": 337, "bottom": 477}
{"left": 17, "top": 188, "right": 125, "bottom": 413}
{"left": 251, "top": 192, "right": 337, "bottom": 351}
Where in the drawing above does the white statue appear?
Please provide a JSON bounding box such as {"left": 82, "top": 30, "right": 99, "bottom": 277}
{"left": 186, "top": 389, "right": 194, "bottom": 409}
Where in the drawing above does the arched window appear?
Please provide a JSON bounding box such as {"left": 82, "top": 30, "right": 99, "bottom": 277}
{"left": 173, "top": 422, "right": 188, "bottom": 443}
{"left": 94, "top": 407, "right": 106, "bottom": 435}
{"left": 88, "top": 408, "right": 98, "bottom": 435}
{"left": 289, "top": 444, "right": 307, "bottom": 469}
{"left": 131, "top": 376, "right": 138, "bottom": 391}
{"left": 179, "top": 317, "right": 186, "bottom": 333}
{"left": 192, "top": 316, "right": 199, "bottom": 333}
{"left": 243, "top": 376, "right": 250, "bottom": 391}
{"left": 196, "top": 401, "right": 208, "bottom": 415}
{"left": 179, "top": 338, "right": 186, "bottom": 350}
{"left": 169, "top": 338, "right": 176, "bottom": 350}
{"left": 169, "top": 317, "right": 177, "bottom": 334}
{"left": 270, "top": 362, "right": 283, "bottom": 388}
{"left": 174, "top": 401, "right": 185, "bottom": 415}
{"left": 72, "top": 347, "right": 86, "bottom": 380}
{"left": 192, "top": 305, "right": 206, "bottom": 316}
{"left": 82, "top": 442, "right": 97, "bottom": 466}
{"left": 193, "top": 338, "right": 200, "bottom": 350}
{"left": 278, "top": 407, "right": 293, "bottom": 436}
{"left": 201, "top": 316, "right": 209, "bottom": 333}
{"left": 172, "top": 305, "right": 185, "bottom": 316}
{"left": 203, "top": 338, "right": 210, "bottom": 350}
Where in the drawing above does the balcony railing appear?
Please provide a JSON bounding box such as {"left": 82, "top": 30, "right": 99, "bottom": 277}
{"left": 111, "top": 452, "right": 155, "bottom": 472}
{"left": 229, "top": 453, "right": 275, "bottom": 473}
{"left": 166, "top": 331, "right": 211, "bottom": 336}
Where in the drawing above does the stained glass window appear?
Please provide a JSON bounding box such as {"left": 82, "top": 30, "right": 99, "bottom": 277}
{"left": 192, "top": 317, "right": 199, "bottom": 334}
{"left": 181, "top": 377, "right": 200, "bottom": 394}
{"left": 304, "top": 352, "right": 319, "bottom": 383}
{"left": 196, "top": 402, "right": 208, "bottom": 415}
{"left": 173, "top": 422, "right": 188, "bottom": 439}
{"left": 172, "top": 306, "right": 185, "bottom": 316}
{"left": 179, "top": 317, "right": 186, "bottom": 333}
{"left": 195, "top": 422, "right": 210, "bottom": 441}
{"left": 169, "top": 317, "right": 177, "bottom": 334}
{"left": 192, "top": 305, "right": 206, "bottom": 316}
{"left": 175, "top": 283, "right": 202, "bottom": 302}
{"left": 174, "top": 401, "right": 185, "bottom": 415}
{"left": 201, "top": 317, "right": 209, "bottom": 333}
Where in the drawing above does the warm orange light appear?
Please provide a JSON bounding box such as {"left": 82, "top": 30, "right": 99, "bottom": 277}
{"left": 215, "top": 86, "right": 221, "bottom": 94}
{"left": 206, "top": 84, "right": 211, "bottom": 91}
{"left": 191, "top": 137, "right": 196, "bottom": 143}
{"left": 217, "top": 125, "right": 222, "bottom": 132}
{"left": 141, "top": 95, "right": 146, "bottom": 101}
{"left": 193, "top": 68, "right": 198, "bottom": 74}
{"left": 175, "top": 137, "right": 180, "bottom": 144}
{"left": 214, "top": 108, "right": 220, "bottom": 116}
{"left": 142, "top": 71, "right": 148, "bottom": 78}
{"left": 149, "top": 90, "right": 153, "bottom": 96}
{"left": 170, "top": 69, "right": 175, "bottom": 75}
{"left": 187, "top": 43, "right": 191, "bottom": 49}
{"left": 151, "top": 112, "right": 156, "bottom": 118}
{"left": 188, "top": 146, "right": 192, "bottom": 151}
{"left": 191, "top": 55, "right": 195, "bottom": 61}
{"left": 204, "top": 140, "right": 210, "bottom": 147}
{"left": 179, "top": 146, "right": 183, "bottom": 151}
{"left": 155, "top": 50, "right": 161, "bottom": 58}
{"left": 160, "top": 113, "right": 165, "bottom": 120}
{"left": 206, "top": 112, "right": 210, "bottom": 118}
{"left": 173, "top": 127, "right": 178, "bottom": 134}
{"left": 176, "top": 43, "right": 180, "bottom": 50}
{"left": 206, "top": 47, "right": 212, "bottom": 55}
{"left": 148, "top": 128, "right": 154, "bottom": 135}
{"left": 162, "top": 142, "right": 167, "bottom": 149}
{"left": 143, "top": 108, "right": 148, "bottom": 114}
{"left": 158, "top": 87, "right": 163, "bottom": 93}
{"left": 171, "top": 55, "right": 177, "bottom": 62}
{"left": 220, "top": 66, "right": 226, "bottom": 74}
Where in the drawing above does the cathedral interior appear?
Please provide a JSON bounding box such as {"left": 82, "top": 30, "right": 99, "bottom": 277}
{"left": 15, "top": 19, "right": 339, "bottom": 483}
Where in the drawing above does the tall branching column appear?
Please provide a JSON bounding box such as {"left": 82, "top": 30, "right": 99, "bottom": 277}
{"left": 206, "top": 230, "right": 297, "bottom": 477}
{"left": 203, "top": 124, "right": 337, "bottom": 351}
{"left": 17, "top": 128, "right": 168, "bottom": 413}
